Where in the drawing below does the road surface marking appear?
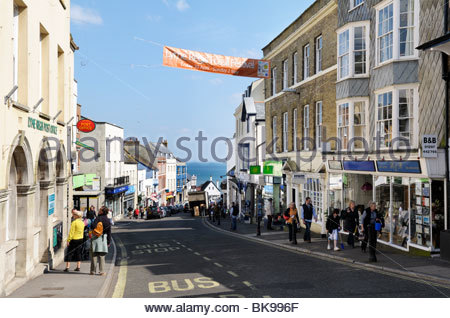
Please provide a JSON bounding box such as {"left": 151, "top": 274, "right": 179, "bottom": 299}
{"left": 112, "top": 236, "right": 128, "bottom": 298}
{"left": 181, "top": 245, "right": 186, "bottom": 248}
{"left": 194, "top": 252, "right": 201, "bottom": 256}
{"left": 219, "top": 294, "right": 245, "bottom": 298}
{"left": 214, "top": 263, "right": 223, "bottom": 268}
{"left": 187, "top": 248, "right": 193, "bottom": 251}
{"left": 149, "top": 277, "right": 221, "bottom": 294}
{"left": 227, "top": 271, "right": 238, "bottom": 277}
{"left": 242, "top": 281, "right": 253, "bottom": 287}
{"left": 263, "top": 295, "right": 272, "bottom": 298}
{"left": 203, "top": 256, "right": 212, "bottom": 261}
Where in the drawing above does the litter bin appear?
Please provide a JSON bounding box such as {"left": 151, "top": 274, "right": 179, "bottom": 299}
{"left": 441, "top": 230, "right": 450, "bottom": 261}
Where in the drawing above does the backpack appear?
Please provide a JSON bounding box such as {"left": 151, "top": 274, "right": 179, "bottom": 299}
{"left": 93, "top": 221, "right": 103, "bottom": 238}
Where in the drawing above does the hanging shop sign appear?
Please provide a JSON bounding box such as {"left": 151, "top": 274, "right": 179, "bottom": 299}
{"left": 263, "top": 161, "right": 283, "bottom": 177}
{"left": 292, "top": 173, "right": 307, "bottom": 185}
{"left": 105, "top": 185, "right": 129, "bottom": 195}
{"left": 376, "top": 160, "right": 422, "bottom": 174}
{"left": 343, "top": 160, "right": 376, "bottom": 172}
{"left": 250, "top": 165, "right": 261, "bottom": 175}
{"left": 77, "top": 119, "right": 96, "bottom": 133}
{"left": 328, "top": 160, "right": 343, "bottom": 170}
{"left": 75, "top": 140, "right": 95, "bottom": 151}
{"left": 422, "top": 135, "right": 438, "bottom": 158}
{"left": 163, "top": 46, "right": 271, "bottom": 79}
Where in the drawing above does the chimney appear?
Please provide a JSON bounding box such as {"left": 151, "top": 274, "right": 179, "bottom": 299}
{"left": 210, "top": 176, "right": 212, "bottom": 181}
{"left": 162, "top": 140, "right": 168, "bottom": 148}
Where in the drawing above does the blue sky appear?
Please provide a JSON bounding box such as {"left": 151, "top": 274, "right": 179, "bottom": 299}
{"left": 71, "top": 0, "right": 315, "bottom": 162}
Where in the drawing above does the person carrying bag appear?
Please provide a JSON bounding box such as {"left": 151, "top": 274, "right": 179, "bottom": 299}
{"left": 90, "top": 206, "right": 111, "bottom": 275}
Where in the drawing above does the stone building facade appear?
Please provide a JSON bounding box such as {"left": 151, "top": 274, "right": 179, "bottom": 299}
{"left": 0, "top": 0, "right": 76, "bottom": 295}
{"left": 263, "top": 0, "right": 338, "bottom": 226}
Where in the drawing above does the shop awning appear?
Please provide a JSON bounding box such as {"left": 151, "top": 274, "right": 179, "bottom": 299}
{"left": 73, "top": 190, "right": 103, "bottom": 198}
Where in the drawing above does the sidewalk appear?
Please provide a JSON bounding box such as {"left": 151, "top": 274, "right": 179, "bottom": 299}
{"left": 6, "top": 240, "right": 116, "bottom": 298}
{"left": 205, "top": 217, "right": 450, "bottom": 287}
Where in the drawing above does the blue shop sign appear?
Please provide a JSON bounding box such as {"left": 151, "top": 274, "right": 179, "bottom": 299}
{"left": 105, "top": 185, "right": 129, "bottom": 195}
{"left": 343, "top": 161, "right": 376, "bottom": 172}
{"left": 377, "top": 161, "right": 421, "bottom": 174}
{"left": 264, "top": 185, "right": 273, "bottom": 195}
{"left": 125, "top": 185, "right": 135, "bottom": 195}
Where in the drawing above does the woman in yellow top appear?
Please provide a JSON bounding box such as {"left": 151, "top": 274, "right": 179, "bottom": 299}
{"left": 64, "top": 210, "right": 85, "bottom": 272}
{"left": 284, "top": 202, "right": 300, "bottom": 245}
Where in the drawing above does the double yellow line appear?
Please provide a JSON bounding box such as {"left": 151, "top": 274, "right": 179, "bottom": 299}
{"left": 112, "top": 236, "right": 128, "bottom": 298}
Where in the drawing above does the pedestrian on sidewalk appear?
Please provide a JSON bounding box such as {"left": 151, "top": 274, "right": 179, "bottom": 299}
{"left": 341, "top": 200, "right": 359, "bottom": 248}
{"left": 265, "top": 198, "right": 274, "bottom": 230}
{"left": 361, "top": 201, "right": 382, "bottom": 262}
{"left": 256, "top": 197, "right": 264, "bottom": 236}
{"left": 64, "top": 210, "right": 85, "bottom": 272}
{"left": 134, "top": 205, "right": 139, "bottom": 219}
{"left": 90, "top": 206, "right": 112, "bottom": 275}
{"left": 231, "top": 202, "right": 239, "bottom": 231}
{"left": 86, "top": 205, "right": 97, "bottom": 222}
{"left": 140, "top": 206, "right": 145, "bottom": 219}
{"left": 284, "top": 202, "right": 299, "bottom": 245}
{"left": 214, "top": 203, "right": 221, "bottom": 226}
{"left": 301, "top": 197, "right": 317, "bottom": 243}
{"left": 326, "top": 209, "right": 341, "bottom": 251}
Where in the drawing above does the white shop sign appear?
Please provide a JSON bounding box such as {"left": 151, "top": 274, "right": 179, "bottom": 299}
{"left": 422, "top": 135, "right": 437, "bottom": 158}
{"left": 292, "top": 173, "right": 306, "bottom": 185}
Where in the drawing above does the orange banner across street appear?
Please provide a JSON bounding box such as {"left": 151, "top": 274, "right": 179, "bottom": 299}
{"left": 163, "top": 46, "right": 271, "bottom": 79}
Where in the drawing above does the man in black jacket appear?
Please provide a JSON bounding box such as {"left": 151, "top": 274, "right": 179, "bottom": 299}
{"left": 341, "top": 200, "right": 359, "bottom": 248}
{"left": 361, "top": 201, "right": 382, "bottom": 262}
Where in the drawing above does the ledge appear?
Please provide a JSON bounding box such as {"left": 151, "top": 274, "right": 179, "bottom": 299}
{"left": 39, "top": 112, "right": 51, "bottom": 121}
{"left": 12, "top": 102, "right": 30, "bottom": 113}
{"left": 0, "top": 189, "right": 10, "bottom": 202}
{"left": 1, "top": 240, "right": 19, "bottom": 254}
{"left": 57, "top": 120, "right": 65, "bottom": 127}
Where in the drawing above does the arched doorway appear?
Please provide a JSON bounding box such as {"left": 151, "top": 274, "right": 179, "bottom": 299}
{"left": 5, "top": 137, "right": 34, "bottom": 284}
{"left": 54, "top": 148, "right": 68, "bottom": 263}
{"left": 36, "top": 144, "right": 54, "bottom": 264}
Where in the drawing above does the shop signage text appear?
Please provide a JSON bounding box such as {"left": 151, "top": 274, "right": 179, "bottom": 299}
{"left": 48, "top": 192, "right": 55, "bottom": 216}
{"left": 77, "top": 119, "right": 96, "bottom": 133}
{"left": 250, "top": 165, "right": 261, "bottom": 175}
{"left": 292, "top": 173, "right": 306, "bottom": 185}
{"left": 28, "top": 117, "right": 57, "bottom": 135}
{"left": 105, "top": 185, "right": 129, "bottom": 195}
{"left": 377, "top": 161, "right": 421, "bottom": 174}
{"left": 422, "top": 135, "right": 437, "bottom": 158}
{"left": 343, "top": 161, "right": 376, "bottom": 172}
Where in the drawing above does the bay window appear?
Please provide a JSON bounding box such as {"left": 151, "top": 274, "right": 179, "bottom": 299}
{"left": 337, "top": 22, "right": 369, "bottom": 80}
{"left": 316, "top": 101, "right": 323, "bottom": 150}
{"left": 338, "top": 103, "right": 350, "bottom": 150}
{"left": 337, "top": 99, "right": 368, "bottom": 151}
{"left": 351, "top": 0, "right": 364, "bottom": 9}
{"left": 303, "top": 105, "right": 310, "bottom": 150}
{"left": 376, "top": 0, "right": 419, "bottom": 65}
{"left": 376, "top": 86, "right": 418, "bottom": 149}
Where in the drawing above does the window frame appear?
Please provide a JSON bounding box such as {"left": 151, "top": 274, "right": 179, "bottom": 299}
{"left": 303, "top": 105, "right": 310, "bottom": 150}
{"left": 272, "top": 116, "right": 277, "bottom": 153}
{"left": 283, "top": 112, "right": 288, "bottom": 152}
{"left": 316, "top": 35, "right": 323, "bottom": 74}
{"left": 293, "top": 108, "right": 298, "bottom": 152}
{"left": 316, "top": 101, "right": 323, "bottom": 150}
{"left": 375, "top": 85, "right": 419, "bottom": 149}
{"left": 282, "top": 59, "right": 289, "bottom": 90}
{"left": 337, "top": 21, "right": 370, "bottom": 80}
{"left": 350, "top": 0, "right": 364, "bottom": 10}
{"left": 272, "top": 67, "right": 277, "bottom": 96}
{"left": 303, "top": 44, "right": 310, "bottom": 80}
{"left": 375, "top": 0, "right": 420, "bottom": 66}
{"left": 336, "top": 99, "right": 369, "bottom": 151}
{"left": 12, "top": 4, "right": 19, "bottom": 102}
{"left": 293, "top": 52, "right": 298, "bottom": 84}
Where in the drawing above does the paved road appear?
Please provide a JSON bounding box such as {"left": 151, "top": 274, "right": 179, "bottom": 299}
{"left": 109, "top": 214, "right": 449, "bottom": 298}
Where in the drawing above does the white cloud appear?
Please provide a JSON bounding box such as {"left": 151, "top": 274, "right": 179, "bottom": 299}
{"left": 71, "top": 4, "right": 103, "bottom": 25}
{"left": 176, "top": 0, "right": 190, "bottom": 12}
{"left": 162, "top": 0, "right": 170, "bottom": 6}
{"left": 146, "top": 15, "right": 162, "bottom": 22}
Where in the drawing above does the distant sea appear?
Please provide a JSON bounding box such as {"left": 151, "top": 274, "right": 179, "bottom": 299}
{"left": 186, "top": 162, "right": 227, "bottom": 186}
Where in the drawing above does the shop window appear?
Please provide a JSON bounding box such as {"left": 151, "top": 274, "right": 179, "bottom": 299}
{"left": 410, "top": 178, "right": 431, "bottom": 248}
{"left": 303, "top": 178, "right": 324, "bottom": 223}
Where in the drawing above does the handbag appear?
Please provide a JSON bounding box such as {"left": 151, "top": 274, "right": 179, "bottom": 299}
{"left": 91, "top": 234, "right": 108, "bottom": 254}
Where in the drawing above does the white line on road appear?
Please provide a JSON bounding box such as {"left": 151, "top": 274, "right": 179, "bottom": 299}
{"left": 214, "top": 263, "right": 223, "bottom": 268}
{"left": 263, "top": 295, "right": 272, "bottom": 298}
{"left": 112, "top": 236, "right": 128, "bottom": 298}
{"left": 187, "top": 248, "right": 193, "bottom": 251}
{"left": 203, "top": 256, "right": 212, "bottom": 261}
{"left": 243, "top": 281, "right": 254, "bottom": 288}
{"left": 194, "top": 252, "right": 201, "bottom": 256}
{"left": 227, "top": 271, "right": 238, "bottom": 277}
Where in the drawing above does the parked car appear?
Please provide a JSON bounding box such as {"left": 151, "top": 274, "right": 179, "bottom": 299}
{"left": 147, "top": 207, "right": 161, "bottom": 219}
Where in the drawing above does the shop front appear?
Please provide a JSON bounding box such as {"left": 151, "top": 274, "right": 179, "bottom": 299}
{"left": 124, "top": 185, "right": 136, "bottom": 211}
{"left": 105, "top": 185, "right": 129, "bottom": 218}
{"left": 327, "top": 158, "right": 447, "bottom": 253}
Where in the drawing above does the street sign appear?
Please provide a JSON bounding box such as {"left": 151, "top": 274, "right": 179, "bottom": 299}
{"left": 48, "top": 191, "right": 55, "bottom": 216}
{"left": 250, "top": 165, "right": 261, "bottom": 175}
{"left": 422, "top": 135, "right": 437, "bottom": 158}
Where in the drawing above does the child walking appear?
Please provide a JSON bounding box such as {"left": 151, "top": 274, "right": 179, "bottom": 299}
{"left": 326, "top": 209, "right": 341, "bottom": 251}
